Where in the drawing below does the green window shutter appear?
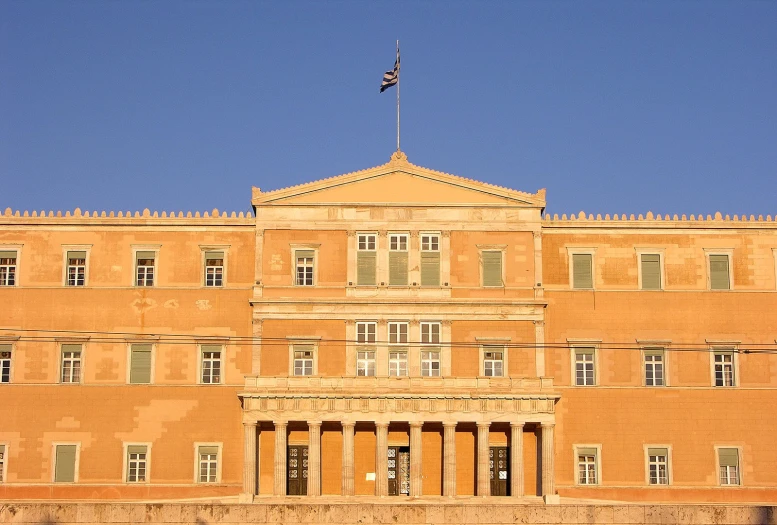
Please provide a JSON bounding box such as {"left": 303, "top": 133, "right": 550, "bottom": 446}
{"left": 55, "top": 445, "right": 77, "bottom": 482}
{"left": 577, "top": 447, "right": 597, "bottom": 457}
{"left": 357, "top": 252, "right": 377, "bottom": 285}
{"left": 0, "top": 251, "right": 16, "bottom": 259}
{"left": 127, "top": 445, "right": 147, "bottom": 456}
{"left": 420, "top": 252, "right": 440, "bottom": 286}
{"left": 136, "top": 251, "right": 155, "bottom": 261}
{"left": 201, "top": 344, "right": 222, "bottom": 353}
{"left": 482, "top": 251, "right": 502, "bottom": 287}
{"left": 389, "top": 252, "right": 408, "bottom": 285}
{"left": 199, "top": 446, "right": 219, "bottom": 456}
{"left": 709, "top": 255, "right": 730, "bottom": 290}
{"left": 1, "top": 343, "right": 12, "bottom": 352}
{"left": 718, "top": 448, "right": 738, "bottom": 466}
{"left": 62, "top": 344, "right": 81, "bottom": 354}
{"left": 130, "top": 345, "right": 152, "bottom": 384}
{"left": 295, "top": 249, "right": 314, "bottom": 260}
{"left": 205, "top": 251, "right": 224, "bottom": 260}
{"left": 576, "top": 347, "right": 595, "bottom": 356}
{"left": 643, "top": 347, "right": 663, "bottom": 357}
{"left": 641, "top": 254, "right": 661, "bottom": 290}
{"left": 67, "top": 251, "right": 86, "bottom": 259}
{"left": 573, "top": 254, "right": 593, "bottom": 289}
{"left": 647, "top": 448, "right": 667, "bottom": 457}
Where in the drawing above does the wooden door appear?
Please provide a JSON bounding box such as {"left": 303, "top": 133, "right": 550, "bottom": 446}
{"left": 387, "top": 446, "right": 410, "bottom": 496}
{"left": 490, "top": 446, "right": 509, "bottom": 496}
{"left": 287, "top": 445, "right": 308, "bottom": 495}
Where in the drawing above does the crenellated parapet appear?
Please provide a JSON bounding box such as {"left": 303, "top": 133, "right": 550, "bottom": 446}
{"left": 1, "top": 207, "right": 255, "bottom": 225}
{"left": 543, "top": 210, "right": 775, "bottom": 228}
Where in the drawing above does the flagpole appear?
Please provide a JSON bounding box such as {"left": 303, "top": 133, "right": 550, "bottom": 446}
{"left": 396, "top": 39, "right": 400, "bottom": 152}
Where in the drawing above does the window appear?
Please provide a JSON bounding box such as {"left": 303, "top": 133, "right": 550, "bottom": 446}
{"left": 66, "top": 251, "right": 87, "bottom": 286}
{"left": 574, "top": 348, "right": 596, "bottom": 386}
{"left": 644, "top": 348, "right": 665, "bottom": 386}
{"left": 126, "top": 445, "right": 148, "bottom": 482}
{"left": 204, "top": 251, "right": 224, "bottom": 287}
{"left": 388, "top": 322, "right": 408, "bottom": 377}
{"left": 647, "top": 447, "right": 669, "bottom": 485}
{"left": 54, "top": 444, "right": 77, "bottom": 482}
{"left": 420, "top": 234, "right": 440, "bottom": 286}
{"left": 293, "top": 345, "right": 314, "bottom": 376}
{"left": 0, "top": 444, "right": 5, "bottom": 482}
{"left": 356, "top": 322, "right": 376, "bottom": 376}
{"left": 709, "top": 254, "right": 731, "bottom": 290}
{"left": 357, "top": 234, "right": 377, "bottom": 285}
{"left": 60, "top": 344, "right": 82, "bottom": 384}
{"left": 135, "top": 251, "right": 156, "bottom": 286}
{"left": 481, "top": 250, "right": 503, "bottom": 287}
{"left": 0, "top": 345, "right": 11, "bottom": 383}
{"left": 295, "top": 249, "right": 314, "bottom": 286}
{"left": 0, "top": 251, "right": 17, "bottom": 286}
{"left": 577, "top": 447, "right": 598, "bottom": 485}
{"left": 572, "top": 253, "right": 594, "bottom": 289}
{"left": 357, "top": 350, "right": 376, "bottom": 376}
{"left": 640, "top": 253, "right": 661, "bottom": 290}
{"left": 421, "top": 321, "right": 441, "bottom": 377}
{"left": 714, "top": 350, "right": 735, "bottom": 387}
{"left": 482, "top": 346, "right": 504, "bottom": 377}
{"left": 200, "top": 345, "right": 222, "bottom": 384}
{"left": 718, "top": 448, "right": 740, "bottom": 485}
{"left": 198, "top": 445, "right": 219, "bottom": 483}
{"left": 388, "top": 234, "right": 409, "bottom": 286}
{"left": 129, "top": 344, "right": 152, "bottom": 384}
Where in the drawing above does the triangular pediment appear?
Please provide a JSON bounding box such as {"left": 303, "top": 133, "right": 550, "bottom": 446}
{"left": 252, "top": 152, "right": 545, "bottom": 208}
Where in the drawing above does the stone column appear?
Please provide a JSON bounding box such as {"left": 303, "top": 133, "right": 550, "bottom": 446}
{"left": 541, "top": 423, "right": 557, "bottom": 503}
{"left": 443, "top": 422, "right": 457, "bottom": 497}
{"left": 476, "top": 422, "right": 491, "bottom": 497}
{"left": 409, "top": 422, "right": 423, "bottom": 497}
{"left": 307, "top": 421, "right": 321, "bottom": 496}
{"left": 342, "top": 422, "right": 355, "bottom": 496}
{"left": 240, "top": 421, "right": 258, "bottom": 502}
{"left": 375, "top": 422, "right": 389, "bottom": 496}
{"left": 273, "top": 421, "right": 288, "bottom": 496}
{"left": 510, "top": 422, "right": 524, "bottom": 497}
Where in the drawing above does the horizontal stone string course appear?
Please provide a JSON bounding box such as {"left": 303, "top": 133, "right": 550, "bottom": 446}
{"left": 2, "top": 207, "right": 251, "bottom": 219}
{"left": 544, "top": 211, "right": 774, "bottom": 222}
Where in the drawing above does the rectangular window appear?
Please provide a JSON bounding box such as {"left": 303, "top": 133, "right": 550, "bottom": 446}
{"left": 420, "top": 234, "right": 440, "bottom": 286}
{"left": 204, "top": 251, "right": 224, "bottom": 287}
{"left": 295, "top": 249, "right": 314, "bottom": 286}
{"left": 640, "top": 253, "right": 661, "bottom": 290}
{"left": 388, "top": 234, "right": 409, "bottom": 286}
{"left": 356, "top": 234, "right": 377, "bottom": 286}
{"left": 709, "top": 254, "right": 731, "bottom": 290}
{"left": 718, "top": 448, "right": 740, "bottom": 485}
{"left": 421, "top": 350, "right": 440, "bottom": 377}
{"left": 572, "top": 253, "right": 594, "bottom": 289}
{"left": 127, "top": 445, "right": 148, "bottom": 482}
{"left": 388, "top": 351, "right": 407, "bottom": 377}
{"left": 0, "top": 444, "right": 5, "bottom": 482}
{"left": 0, "top": 251, "right": 17, "bottom": 286}
{"left": 356, "top": 321, "right": 376, "bottom": 376}
{"left": 61, "top": 344, "right": 82, "bottom": 384}
{"left": 482, "top": 250, "right": 503, "bottom": 287}
{"left": 54, "top": 444, "right": 77, "bottom": 483}
{"left": 356, "top": 322, "right": 377, "bottom": 344}
{"left": 0, "top": 345, "right": 11, "bottom": 383}
{"left": 483, "top": 346, "right": 504, "bottom": 377}
{"left": 66, "top": 251, "right": 86, "bottom": 287}
{"left": 356, "top": 350, "right": 376, "bottom": 376}
{"left": 577, "top": 448, "right": 598, "bottom": 485}
{"left": 648, "top": 448, "right": 669, "bottom": 485}
{"left": 388, "top": 322, "right": 408, "bottom": 377}
{"left": 135, "top": 251, "right": 156, "bottom": 287}
{"left": 129, "top": 344, "right": 152, "bottom": 384}
{"left": 575, "top": 348, "right": 595, "bottom": 386}
{"left": 293, "top": 345, "right": 314, "bottom": 376}
{"left": 421, "top": 321, "right": 441, "bottom": 377}
{"left": 198, "top": 446, "right": 219, "bottom": 483}
{"left": 714, "top": 350, "right": 735, "bottom": 387}
{"left": 644, "top": 348, "right": 664, "bottom": 386}
{"left": 200, "top": 345, "right": 222, "bottom": 384}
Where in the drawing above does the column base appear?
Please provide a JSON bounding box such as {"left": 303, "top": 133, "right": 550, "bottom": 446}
{"left": 543, "top": 494, "right": 560, "bottom": 505}
{"left": 238, "top": 493, "right": 255, "bottom": 504}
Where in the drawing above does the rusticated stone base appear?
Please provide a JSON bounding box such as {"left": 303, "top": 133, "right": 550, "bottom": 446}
{"left": 1, "top": 501, "right": 775, "bottom": 525}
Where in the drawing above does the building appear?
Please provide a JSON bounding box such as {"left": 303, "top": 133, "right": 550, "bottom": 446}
{"left": 1, "top": 151, "right": 776, "bottom": 504}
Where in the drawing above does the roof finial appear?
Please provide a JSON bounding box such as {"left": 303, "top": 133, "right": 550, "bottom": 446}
{"left": 390, "top": 150, "right": 408, "bottom": 163}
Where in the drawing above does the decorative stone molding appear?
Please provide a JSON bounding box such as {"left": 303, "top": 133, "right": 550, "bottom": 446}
{"left": 544, "top": 211, "right": 775, "bottom": 226}
{"left": 0, "top": 207, "right": 253, "bottom": 225}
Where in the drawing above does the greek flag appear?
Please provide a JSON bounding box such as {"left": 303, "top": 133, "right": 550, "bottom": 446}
{"left": 380, "top": 50, "right": 400, "bottom": 92}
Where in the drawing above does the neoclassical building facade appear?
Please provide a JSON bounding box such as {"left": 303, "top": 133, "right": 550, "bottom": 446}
{"left": 1, "top": 152, "right": 776, "bottom": 504}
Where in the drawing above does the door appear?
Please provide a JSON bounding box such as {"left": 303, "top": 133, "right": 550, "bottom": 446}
{"left": 287, "top": 445, "right": 308, "bottom": 495}
{"left": 490, "top": 446, "right": 509, "bottom": 496}
{"left": 387, "top": 446, "right": 410, "bottom": 496}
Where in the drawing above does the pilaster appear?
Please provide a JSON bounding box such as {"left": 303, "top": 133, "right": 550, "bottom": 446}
{"left": 239, "top": 421, "right": 257, "bottom": 503}
{"left": 541, "top": 423, "right": 559, "bottom": 504}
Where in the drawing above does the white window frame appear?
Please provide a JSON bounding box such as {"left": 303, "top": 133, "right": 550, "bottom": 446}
{"left": 356, "top": 349, "right": 376, "bottom": 377}
{"left": 126, "top": 342, "right": 157, "bottom": 385}
{"left": 635, "top": 248, "right": 665, "bottom": 291}
{"left": 288, "top": 338, "right": 319, "bottom": 377}
{"left": 201, "top": 246, "right": 229, "bottom": 288}
{"left": 710, "top": 346, "right": 738, "bottom": 387}
{"left": 388, "top": 349, "right": 408, "bottom": 377}
{"left": 122, "top": 442, "right": 151, "bottom": 483}
{"left": 355, "top": 233, "right": 378, "bottom": 287}
{"left": 641, "top": 346, "right": 667, "bottom": 387}
{"left": 0, "top": 341, "right": 14, "bottom": 384}
{"left": 194, "top": 442, "right": 222, "bottom": 484}
{"left": 59, "top": 343, "right": 84, "bottom": 384}
{"left": 0, "top": 245, "right": 22, "bottom": 287}
{"left": 477, "top": 245, "right": 507, "bottom": 288}
{"left": 0, "top": 442, "right": 8, "bottom": 483}
{"left": 420, "top": 234, "right": 440, "bottom": 252}
{"left": 574, "top": 444, "right": 601, "bottom": 486}
{"left": 198, "top": 343, "right": 224, "bottom": 385}
{"left": 389, "top": 233, "right": 409, "bottom": 252}
{"left": 567, "top": 247, "right": 596, "bottom": 290}
{"left": 290, "top": 244, "right": 319, "bottom": 287}
{"left": 715, "top": 446, "right": 742, "bottom": 486}
{"left": 479, "top": 341, "right": 508, "bottom": 377}
{"left": 388, "top": 321, "right": 409, "bottom": 377}
{"left": 61, "top": 245, "right": 91, "bottom": 287}
{"left": 357, "top": 233, "right": 377, "bottom": 252}
{"left": 420, "top": 321, "right": 442, "bottom": 377}
{"left": 569, "top": 341, "right": 600, "bottom": 387}
{"left": 703, "top": 249, "right": 734, "bottom": 291}
{"left": 388, "top": 233, "right": 409, "bottom": 287}
{"left": 644, "top": 445, "right": 672, "bottom": 485}
{"left": 51, "top": 442, "right": 81, "bottom": 483}
{"left": 132, "top": 245, "right": 161, "bottom": 287}
{"left": 356, "top": 321, "right": 377, "bottom": 376}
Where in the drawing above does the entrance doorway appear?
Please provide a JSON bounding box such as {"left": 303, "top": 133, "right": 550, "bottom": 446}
{"left": 387, "top": 446, "right": 410, "bottom": 496}
{"left": 287, "top": 445, "right": 308, "bottom": 495}
{"left": 490, "top": 446, "right": 509, "bottom": 496}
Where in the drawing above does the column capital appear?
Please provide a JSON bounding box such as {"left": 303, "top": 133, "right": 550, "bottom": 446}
{"left": 342, "top": 421, "right": 356, "bottom": 429}
{"left": 243, "top": 420, "right": 258, "bottom": 429}
{"left": 409, "top": 231, "right": 420, "bottom": 238}
{"left": 441, "top": 320, "right": 453, "bottom": 327}
{"left": 441, "top": 231, "right": 451, "bottom": 238}
{"left": 375, "top": 421, "right": 389, "bottom": 429}
{"left": 273, "top": 420, "right": 288, "bottom": 429}
{"left": 510, "top": 422, "right": 525, "bottom": 429}
{"left": 442, "top": 421, "right": 457, "bottom": 429}
{"left": 533, "top": 230, "right": 542, "bottom": 239}
{"left": 409, "top": 421, "right": 423, "bottom": 429}
{"left": 308, "top": 421, "right": 322, "bottom": 429}
{"left": 347, "top": 230, "right": 356, "bottom": 237}
{"left": 476, "top": 421, "right": 491, "bottom": 429}
{"left": 540, "top": 422, "right": 555, "bottom": 429}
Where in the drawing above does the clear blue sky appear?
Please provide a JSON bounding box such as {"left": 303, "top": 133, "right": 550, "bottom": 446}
{"left": 1, "top": 1, "right": 775, "bottom": 216}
